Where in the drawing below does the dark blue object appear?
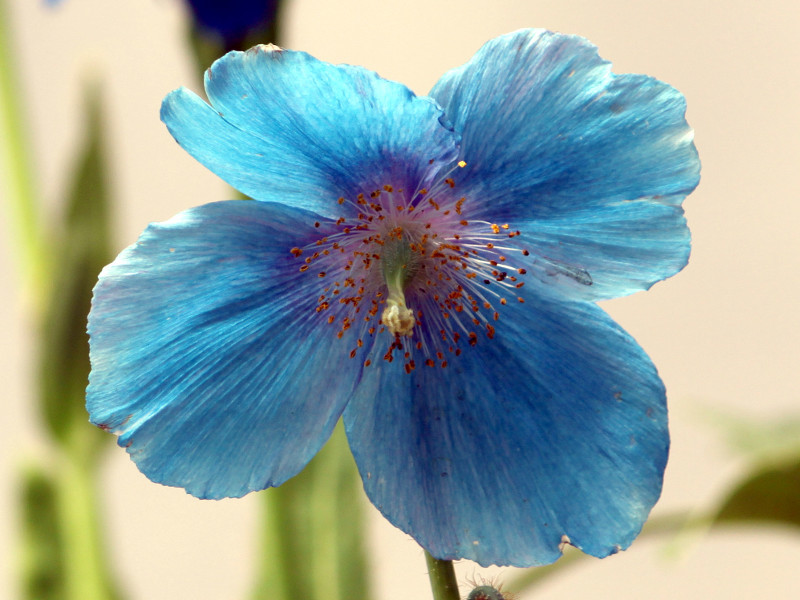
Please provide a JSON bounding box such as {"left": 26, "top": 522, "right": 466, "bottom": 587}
{"left": 46, "top": 0, "right": 279, "bottom": 44}
{"left": 186, "top": 0, "right": 279, "bottom": 43}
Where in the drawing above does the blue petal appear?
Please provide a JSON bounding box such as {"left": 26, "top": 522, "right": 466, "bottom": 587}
{"left": 343, "top": 291, "right": 668, "bottom": 566}
{"left": 431, "top": 29, "right": 699, "bottom": 299}
{"left": 161, "top": 46, "right": 459, "bottom": 217}
{"left": 520, "top": 200, "right": 690, "bottom": 300}
{"left": 87, "top": 201, "right": 366, "bottom": 499}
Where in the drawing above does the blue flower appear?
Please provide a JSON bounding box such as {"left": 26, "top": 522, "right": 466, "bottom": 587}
{"left": 45, "top": 1, "right": 279, "bottom": 46}
{"left": 87, "top": 29, "right": 700, "bottom": 567}
{"left": 186, "top": 0, "right": 279, "bottom": 44}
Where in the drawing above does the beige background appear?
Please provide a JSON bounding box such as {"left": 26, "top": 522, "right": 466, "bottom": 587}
{"left": 2, "top": 0, "right": 799, "bottom": 598}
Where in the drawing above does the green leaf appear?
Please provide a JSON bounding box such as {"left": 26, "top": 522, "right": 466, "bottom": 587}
{"left": 715, "top": 461, "right": 800, "bottom": 528}
{"left": 699, "top": 408, "right": 800, "bottom": 530}
{"left": 38, "top": 83, "right": 113, "bottom": 448}
{"left": 699, "top": 407, "right": 800, "bottom": 466}
{"left": 28, "top": 83, "right": 123, "bottom": 600}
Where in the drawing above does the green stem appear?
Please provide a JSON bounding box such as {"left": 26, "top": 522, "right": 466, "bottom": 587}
{"left": 425, "top": 550, "right": 460, "bottom": 600}
{"left": 306, "top": 424, "right": 370, "bottom": 600}
{"left": 54, "top": 429, "right": 122, "bottom": 600}
{"left": 0, "top": 0, "right": 48, "bottom": 304}
{"left": 254, "top": 484, "right": 301, "bottom": 600}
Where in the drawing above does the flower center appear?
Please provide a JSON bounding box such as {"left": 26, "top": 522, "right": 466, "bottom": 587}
{"left": 290, "top": 165, "right": 530, "bottom": 371}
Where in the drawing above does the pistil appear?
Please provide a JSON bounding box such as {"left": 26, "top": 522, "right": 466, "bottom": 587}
{"left": 380, "top": 233, "right": 419, "bottom": 336}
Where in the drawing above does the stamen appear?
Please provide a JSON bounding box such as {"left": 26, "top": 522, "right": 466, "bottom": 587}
{"left": 289, "top": 169, "right": 530, "bottom": 371}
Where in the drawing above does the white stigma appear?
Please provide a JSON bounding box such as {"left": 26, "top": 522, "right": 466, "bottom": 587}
{"left": 382, "top": 297, "right": 415, "bottom": 336}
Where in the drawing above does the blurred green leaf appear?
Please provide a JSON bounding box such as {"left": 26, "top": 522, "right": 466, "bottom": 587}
{"left": 702, "top": 408, "right": 800, "bottom": 529}
{"left": 29, "top": 82, "right": 124, "bottom": 600}
{"left": 701, "top": 408, "right": 800, "bottom": 466}
{"left": 19, "top": 468, "right": 65, "bottom": 600}
{"left": 38, "top": 83, "right": 112, "bottom": 447}
{"left": 252, "top": 422, "right": 373, "bottom": 600}
{"left": 714, "top": 461, "right": 800, "bottom": 528}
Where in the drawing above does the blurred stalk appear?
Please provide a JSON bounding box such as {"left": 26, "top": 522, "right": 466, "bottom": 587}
{"left": 54, "top": 427, "right": 122, "bottom": 600}
{"left": 0, "top": 0, "right": 49, "bottom": 306}
{"left": 21, "top": 435, "right": 121, "bottom": 600}
{"left": 306, "top": 424, "right": 371, "bottom": 600}
{"left": 20, "top": 468, "right": 64, "bottom": 600}
{"left": 1, "top": 0, "right": 118, "bottom": 597}
{"left": 252, "top": 423, "right": 372, "bottom": 600}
